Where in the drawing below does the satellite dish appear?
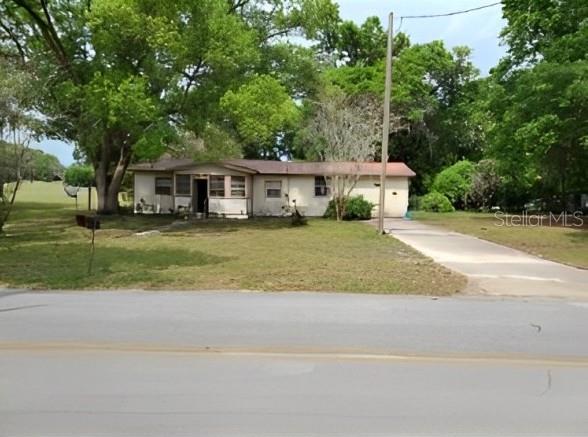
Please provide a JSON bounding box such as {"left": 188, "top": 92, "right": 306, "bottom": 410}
{"left": 63, "top": 184, "right": 81, "bottom": 209}
{"left": 63, "top": 185, "right": 80, "bottom": 198}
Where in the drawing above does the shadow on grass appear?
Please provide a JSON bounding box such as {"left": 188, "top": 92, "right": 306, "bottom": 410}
{"left": 100, "top": 214, "right": 177, "bottom": 232}
{"left": 99, "top": 215, "right": 300, "bottom": 234}
{"left": 7, "top": 202, "right": 304, "bottom": 233}
{"left": 1, "top": 211, "right": 78, "bottom": 245}
{"left": 9, "top": 202, "right": 76, "bottom": 221}
{"left": 165, "top": 217, "right": 301, "bottom": 235}
{"left": 0, "top": 242, "right": 233, "bottom": 289}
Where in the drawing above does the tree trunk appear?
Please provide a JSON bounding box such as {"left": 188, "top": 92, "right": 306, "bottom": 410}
{"left": 97, "top": 187, "right": 119, "bottom": 214}
{"left": 1, "top": 177, "right": 21, "bottom": 232}
{"left": 95, "top": 140, "right": 132, "bottom": 215}
{"left": 96, "top": 165, "right": 129, "bottom": 214}
{"left": 335, "top": 196, "right": 346, "bottom": 221}
{"left": 96, "top": 176, "right": 123, "bottom": 214}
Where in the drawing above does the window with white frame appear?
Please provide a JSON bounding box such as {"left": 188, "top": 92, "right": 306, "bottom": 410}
{"left": 155, "top": 177, "right": 172, "bottom": 195}
{"left": 209, "top": 175, "right": 225, "bottom": 197}
{"left": 314, "top": 176, "right": 330, "bottom": 197}
{"left": 265, "top": 180, "right": 282, "bottom": 198}
{"left": 175, "top": 174, "right": 190, "bottom": 195}
{"left": 231, "top": 176, "right": 245, "bottom": 197}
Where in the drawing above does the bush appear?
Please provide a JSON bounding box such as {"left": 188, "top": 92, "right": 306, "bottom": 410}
{"left": 324, "top": 195, "right": 374, "bottom": 220}
{"left": 432, "top": 160, "right": 475, "bottom": 208}
{"left": 421, "top": 192, "right": 455, "bottom": 213}
{"left": 346, "top": 196, "right": 374, "bottom": 219}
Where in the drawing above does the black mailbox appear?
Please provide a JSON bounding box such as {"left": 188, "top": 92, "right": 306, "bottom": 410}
{"left": 75, "top": 215, "right": 100, "bottom": 230}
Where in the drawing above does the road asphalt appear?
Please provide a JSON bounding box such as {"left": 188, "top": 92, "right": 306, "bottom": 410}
{"left": 378, "top": 218, "right": 588, "bottom": 299}
{"left": 1, "top": 290, "right": 588, "bottom": 436}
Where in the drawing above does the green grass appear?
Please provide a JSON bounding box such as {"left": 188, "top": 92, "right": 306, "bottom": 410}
{"left": 413, "top": 211, "right": 588, "bottom": 269}
{"left": 0, "top": 188, "right": 465, "bottom": 294}
{"left": 8, "top": 180, "right": 96, "bottom": 210}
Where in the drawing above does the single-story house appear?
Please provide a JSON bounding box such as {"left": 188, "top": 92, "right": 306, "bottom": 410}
{"left": 128, "top": 158, "right": 416, "bottom": 218}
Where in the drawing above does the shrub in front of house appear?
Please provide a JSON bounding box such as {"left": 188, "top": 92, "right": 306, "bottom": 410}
{"left": 420, "top": 191, "right": 455, "bottom": 213}
{"left": 324, "top": 195, "right": 374, "bottom": 220}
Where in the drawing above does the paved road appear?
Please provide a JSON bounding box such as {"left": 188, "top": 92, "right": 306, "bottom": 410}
{"left": 1, "top": 291, "right": 588, "bottom": 436}
{"left": 379, "top": 219, "right": 588, "bottom": 298}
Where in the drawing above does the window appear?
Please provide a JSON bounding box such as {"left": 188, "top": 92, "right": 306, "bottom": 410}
{"left": 155, "top": 177, "right": 172, "bottom": 195}
{"left": 231, "top": 176, "right": 246, "bottom": 197}
{"left": 265, "top": 180, "right": 282, "bottom": 198}
{"left": 210, "top": 175, "right": 225, "bottom": 197}
{"left": 175, "top": 174, "right": 190, "bottom": 195}
{"left": 314, "top": 176, "right": 330, "bottom": 197}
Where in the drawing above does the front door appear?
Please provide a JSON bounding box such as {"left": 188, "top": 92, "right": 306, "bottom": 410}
{"left": 192, "top": 179, "right": 208, "bottom": 214}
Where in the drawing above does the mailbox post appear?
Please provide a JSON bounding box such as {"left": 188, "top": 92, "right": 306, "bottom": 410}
{"left": 76, "top": 215, "right": 100, "bottom": 274}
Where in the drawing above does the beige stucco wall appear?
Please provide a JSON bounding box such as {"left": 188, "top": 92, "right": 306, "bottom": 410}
{"left": 252, "top": 174, "right": 409, "bottom": 217}
{"left": 135, "top": 170, "right": 410, "bottom": 218}
{"left": 134, "top": 169, "right": 252, "bottom": 215}
{"left": 208, "top": 198, "right": 249, "bottom": 218}
{"left": 252, "top": 175, "right": 289, "bottom": 216}
{"left": 175, "top": 196, "right": 191, "bottom": 209}
{"left": 250, "top": 175, "right": 332, "bottom": 217}
{"left": 352, "top": 176, "right": 409, "bottom": 218}
{"left": 252, "top": 175, "right": 333, "bottom": 216}
{"left": 134, "top": 172, "right": 174, "bottom": 213}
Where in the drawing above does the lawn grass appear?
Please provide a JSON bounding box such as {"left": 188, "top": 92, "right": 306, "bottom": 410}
{"left": 10, "top": 180, "right": 96, "bottom": 210}
{"left": 0, "top": 184, "right": 465, "bottom": 294}
{"left": 413, "top": 211, "right": 588, "bottom": 269}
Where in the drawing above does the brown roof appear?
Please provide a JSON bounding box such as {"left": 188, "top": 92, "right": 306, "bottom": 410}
{"left": 129, "top": 158, "right": 416, "bottom": 177}
{"left": 128, "top": 158, "right": 193, "bottom": 172}
{"left": 225, "top": 160, "right": 415, "bottom": 177}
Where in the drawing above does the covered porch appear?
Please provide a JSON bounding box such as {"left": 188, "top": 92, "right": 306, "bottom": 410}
{"left": 133, "top": 163, "right": 254, "bottom": 219}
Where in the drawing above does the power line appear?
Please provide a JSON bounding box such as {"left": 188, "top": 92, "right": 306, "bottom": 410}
{"left": 397, "top": 2, "right": 502, "bottom": 32}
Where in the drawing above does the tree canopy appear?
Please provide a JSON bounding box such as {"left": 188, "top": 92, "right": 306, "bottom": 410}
{"left": 485, "top": 0, "right": 588, "bottom": 208}
{"left": 0, "top": 1, "right": 585, "bottom": 213}
{"left": 315, "top": 7, "right": 587, "bottom": 210}
{"left": 0, "top": 0, "right": 339, "bottom": 213}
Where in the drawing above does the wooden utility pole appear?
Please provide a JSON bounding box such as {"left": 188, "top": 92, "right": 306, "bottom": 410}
{"left": 378, "top": 12, "right": 394, "bottom": 234}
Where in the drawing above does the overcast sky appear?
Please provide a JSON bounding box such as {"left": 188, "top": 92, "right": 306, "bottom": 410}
{"left": 35, "top": 0, "right": 507, "bottom": 166}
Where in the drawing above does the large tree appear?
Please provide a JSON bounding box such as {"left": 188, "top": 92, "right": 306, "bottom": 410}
{"left": 299, "top": 87, "right": 383, "bottom": 220}
{"left": 323, "top": 39, "right": 480, "bottom": 193}
{"left": 0, "top": 58, "right": 37, "bottom": 231}
{"left": 317, "top": 16, "right": 410, "bottom": 66}
{"left": 0, "top": 0, "right": 338, "bottom": 213}
{"left": 220, "top": 74, "right": 301, "bottom": 159}
{"left": 485, "top": 0, "right": 588, "bottom": 208}
{"left": 26, "top": 149, "right": 64, "bottom": 181}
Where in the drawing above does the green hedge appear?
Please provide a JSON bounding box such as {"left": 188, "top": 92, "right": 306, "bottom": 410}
{"left": 420, "top": 191, "right": 455, "bottom": 212}
{"left": 324, "top": 195, "right": 374, "bottom": 220}
{"left": 431, "top": 160, "right": 474, "bottom": 207}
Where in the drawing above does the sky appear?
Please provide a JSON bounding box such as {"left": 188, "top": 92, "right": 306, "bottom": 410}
{"left": 34, "top": 0, "right": 507, "bottom": 167}
{"left": 337, "top": 0, "right": 507, "bottom": 74}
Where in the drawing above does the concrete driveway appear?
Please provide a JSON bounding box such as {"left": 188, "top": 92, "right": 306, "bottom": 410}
{"left": 378, "top": 219, "right": 588, "bottom": 298}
